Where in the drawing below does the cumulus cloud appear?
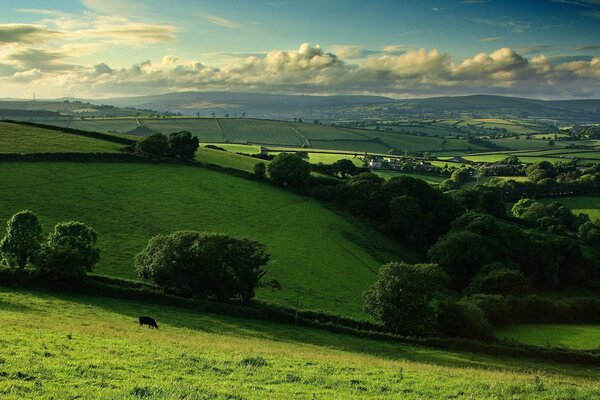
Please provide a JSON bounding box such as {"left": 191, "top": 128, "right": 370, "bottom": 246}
{"left": 2, "top": 43, "right": 600, "bottom": 99}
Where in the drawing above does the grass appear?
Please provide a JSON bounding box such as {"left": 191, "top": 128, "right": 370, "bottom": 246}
{"left": 197, "top": 147, "right": 267, "bottom": 173}
{"left": 0, "top": 162, "right": 418, "bottom": 318}
{"left": 0, "top": 287, "right": 598, "bottom": 399}
{"left": 538, "top": 196, "right": 600, "bottom": 222}
{"left": 0, "top": 122, "right": 121, "bottom": 153}
{"left": 495, "top": 324, "right": 600, "bottom": 350}
{"left": 374, "top": 171, "right": 446, "bottom": 185}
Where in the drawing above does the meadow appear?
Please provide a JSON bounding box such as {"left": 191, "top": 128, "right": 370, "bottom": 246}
{"left": 0, "top": 162, "right": 418, "bottom": 318}
{"left": 538, "top": 196, "right": 600, "bottom": 222}
{"left": 495, "top": 324, "right": 600, "bottom": 350}
{"left": 0, "top": 287, "right": 598, "bottom": 399}
{"left": 0, "top": 122, "right": 122, "bottom": 153}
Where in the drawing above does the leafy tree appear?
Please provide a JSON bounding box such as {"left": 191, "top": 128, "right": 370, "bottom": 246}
{"left": 428, "top": 231, "right": 493, "bottom": 289}
{"left": 267, "top": 153, "right": 311, "bottom": 189}
{"left": 389, "top": 195, "right": 423, "bottom": 243}
{"left": 254, "top": 162, "right": 266, "bottom": 179}
{"left": 526, "top": 161, "right": 555, "bottom": 183}
{"left": 578, "top": 221, "right": 600, "bottom": 246}
{"left": 363, "top": 262, "right": 448, "bottom": 335}
{"left": 167, "top": 131, "right": 199, "bottom": 160}
{"left": 465, "top": 263, "right": 531, "bottom": 296}
{"left": 135, "top": 133, "right": 169, "bottom": 159}
{"left": 36, "top": 222, "right": 100, "bottom": 278}
{"left": 0, "top": 210, "right": 43, "bottom": 268}
{"left": 331, "top": 159, "right": 357, "bottom": 178}
{"left": 436, "top": 300, "right": 494, "bottom": 340}
{"left": 136, "top": 231, "right": 269, "bottom": 301}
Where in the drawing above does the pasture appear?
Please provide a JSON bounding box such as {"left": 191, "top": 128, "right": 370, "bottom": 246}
{"left": 539, "top": 196, "right": 600, "bottom": 222}
{"left": 0, "top": 162, "right": 418, "bottom": 318}
{"left": 495, "top": 324, "right": 600, "bottom": 350}
{"left": 0, "top": 288, "right": 598, "bottom": 399}
{"left": 0, "top": 122, "right": 122, "bottom": 153}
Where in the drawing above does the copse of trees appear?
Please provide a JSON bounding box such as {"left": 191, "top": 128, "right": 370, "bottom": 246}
{"left": 0, "top": 210, "right": 43, "bottom": 268}
{"left": 267, "top": 153, "right": 311, "bottom": 189}
{"left": 36, "top": 222, "right": 100, "bottom": 279}
{"left": 135, "top": 131, "right": 199, "bottom": 160}
{"left": 135, "top": 231, "right": 270, "bottom": 301}
{"left": 0, "top": 211, "right": 100, "bottom": 279}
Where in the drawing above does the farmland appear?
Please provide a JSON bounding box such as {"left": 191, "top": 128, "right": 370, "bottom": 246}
{"left": 495, "top": 324, "right": 600, "bottom": 350}
{"left": 0, "top": 161, "right": 418, "bottom": 318}
{"left": 0, "top": 122, "right": 122, "bottom": 153}
{"left": 0, "top": 288, "right": 598, "bottom": 399}
{"left": 538, "top": 196, "right": 600, "bottom": 222}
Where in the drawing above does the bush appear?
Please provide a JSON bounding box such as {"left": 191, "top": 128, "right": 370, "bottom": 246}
{"left": 167, "top": 131, "right": 199, "bottom": 160}
{"left": 254, "top": 162, "right": 266, "bottom": 179}
{"left": 35, "top": 221, "right": 100, "bottom": 279}
{"left": 0, "top": 210, "right": 43, "bottom": 268}
{"left": 135, "top": 134, "right": 169, "bottom": 159}
{"left": 363, "top": 262, "right": 448, "bottom": 335}
{"left": 465, "top": 264, "right": 532, "bottom": 296}
{"left": 436, "top": 300, "right": 494, "bottom": 340}
{"left": 135, "top": 231, "right": 269, "bottom": 301}
{"left": 462, "top": 294, "right": 514, "bottom": 326}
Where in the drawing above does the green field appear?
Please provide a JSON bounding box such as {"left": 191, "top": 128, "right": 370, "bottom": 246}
{"left": 0, "top": 162, "right": 417, "bottom": 318}
{"left": 539, "top": 196, "right": 600, "bottom": 222}
{"left": 374, "top": 171, "right": 446, "bottom": 185}
{"left": 495, "top": 324, "right": 600, "bottom": 350}
{"left": 0, "top": 122, "right": 122, "bottom": 153}
{"left": 197, "top": 147, "right": 267, "bottom": 172}
{"left": 0, "top": 288, "right": 598, "bottom": 399}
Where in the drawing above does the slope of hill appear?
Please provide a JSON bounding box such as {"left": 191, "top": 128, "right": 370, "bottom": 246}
{"left": 0, "top": 121, "right": 123, "bottom": 153}
{"left": 1, "top": 288, "right": 598, "bottom": 399}
{"left": 0, "top": 162, "right": 417, "bottom": 318}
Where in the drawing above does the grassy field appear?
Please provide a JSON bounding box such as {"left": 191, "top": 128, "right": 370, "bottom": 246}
{"left": 495, "top": 324, "right": 600, "bottom": 350}
{"left": 374, "top": 171, "right": 446, "bottom": 185}
{"left": 0, "top": 288, "right": 598, "bottom": 399}
{"left": 538, "top": 196, "right": 600, "bottom": 222}
{"left": 0, "top": 162, "right": 418, "bottom": 318}
{"left": 197, "top": 147, "right": 267, "bottom": 172}
{"left": 0, "top": 122, "right": 122, "bottom": 153}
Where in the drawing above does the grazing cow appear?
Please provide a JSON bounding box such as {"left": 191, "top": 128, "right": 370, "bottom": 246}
{"left": 138, "top": 316, "right": 158, "bottom": 329}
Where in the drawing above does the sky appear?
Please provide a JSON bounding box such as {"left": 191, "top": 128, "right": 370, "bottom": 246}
{"left": 0, "top": 0, "right": 599, "bottom": 99}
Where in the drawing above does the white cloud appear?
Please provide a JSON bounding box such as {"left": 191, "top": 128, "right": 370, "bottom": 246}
{"left": 202, "top": 14, "right": 242, "bottom": 29}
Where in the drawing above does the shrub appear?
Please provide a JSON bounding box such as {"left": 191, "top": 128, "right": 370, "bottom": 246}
{"left": 436, "top": 300, "right": 495, "bottom": 340}
{"left": 135, "top": 231, "right": 269, "bottom": 301}
{"left": 254, "top": 162, "right": 266, "bottom": 179}
{"left": 167, "top": 131, "right": 199, "bottom": 160}
{"left": 0, "top": 210, "right": 43, "bottom": 268}
{"left": 465, "top": 264, "right": 532, "bottom": 296}
{"left": 135, "top": 134, "right": 169, "bottom": 159}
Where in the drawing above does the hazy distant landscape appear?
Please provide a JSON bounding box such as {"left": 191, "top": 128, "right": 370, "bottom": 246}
{"left": 1, "top": 0, "right": 600, "bottom": 399}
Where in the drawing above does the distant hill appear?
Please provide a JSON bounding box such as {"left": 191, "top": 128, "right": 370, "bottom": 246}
{"left": 0, "top": 100, "right": 153, "bottom": 117}
{"left": 87, "top": 92, "right": 600, "bottom": 122}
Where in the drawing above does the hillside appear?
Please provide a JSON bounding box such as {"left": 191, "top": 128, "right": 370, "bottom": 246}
{"left": 0, "top": 122, "right": 123, "bottom": 153}
{"left": 0, "top": 288, "right": 598, "bottom": 399}
{"left": 0, "top": 162, "right": 417, "bottom": 318}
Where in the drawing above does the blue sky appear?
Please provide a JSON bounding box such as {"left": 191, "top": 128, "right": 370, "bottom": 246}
{"left": 0, "top": 0, "right": 599, "bottom": 98}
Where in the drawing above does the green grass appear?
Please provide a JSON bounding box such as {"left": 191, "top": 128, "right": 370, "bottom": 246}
{"left": 306, "top": 152, "right": 365, "bottom": 166}
{"left": 538, "top": 196, "right": 600, "bottom": 222}
{"left": 0, "top": 162, "right": 418, "bottom": 318}
{"left": 374, "top": 171, "right": 446, "bottom": 185}
{"left": 219, "top": 119, "right": 304, "bottom": 146}
{"left": 495, "top": 324, "right": 600, "bottom": 350}
{"left": 0, "top": 287, "right": 598, "bottom": 399}
{"left": 197, "top": 147, "right": 266, "bottom": 172}
{"left": 0, "top": 122, "right": 121, "bottom": 153}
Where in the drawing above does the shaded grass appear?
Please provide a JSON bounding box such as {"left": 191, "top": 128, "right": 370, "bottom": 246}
{"left": 495, "top": 324, "right": 600, "bottom": 350}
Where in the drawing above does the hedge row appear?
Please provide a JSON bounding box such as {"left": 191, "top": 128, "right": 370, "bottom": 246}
{"left": 1, "top": 268, "right": 599, "bottom": 366}
{"left": 1, "top": 120, "right": 137, "bottom": 145}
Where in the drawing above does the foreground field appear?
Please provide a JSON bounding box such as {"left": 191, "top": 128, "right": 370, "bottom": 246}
{"left": 495, "top": 324, "right": 600, "bottom": 350}
{"left": 0, "top": 162, "right": 417, "bottom": 318}
{"left": 0, "top": 288, "right": 598, "bottom": 399}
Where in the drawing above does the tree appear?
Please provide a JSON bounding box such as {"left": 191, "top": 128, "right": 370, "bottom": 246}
{"left": 167, "top": 131, "right": 199, "bottom": 160}
{"left": 363, "top": 262, "right": 448, "bottom": 335}
{"left": 331, "top": 159, "right": 357, "bottom": 178}
{"left": 36, "top": 222, "right": 100, "bottom": 278}
{"left": 267, "top": 153, "right": 311, "bottom": 189}
{"left": 427, "top": 231, "right": 494, "bottom": 289}
{"left": 135, "top": 231, "right": 269, "bottom": 301}
{"left": 389, "top": 195, "right": 424, "bottom": 243}
{"left": 135, "top": 133, "right": 168, "bottom": 159}
{"left": 254, "top": 162, "right": 266, "bottom": 179}
{"left": 0, "top": 210, "right": 43, "bottom": 268}
{"left": 526, "top": 161, "right": 555, "bottom": 183}
{"left": 578, "top": 221, "right": 600, "bottom": 246}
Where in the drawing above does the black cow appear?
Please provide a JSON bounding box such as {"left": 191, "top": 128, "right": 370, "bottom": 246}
{"left": 138, "top": 316, "right": 158, "bottom": 329}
